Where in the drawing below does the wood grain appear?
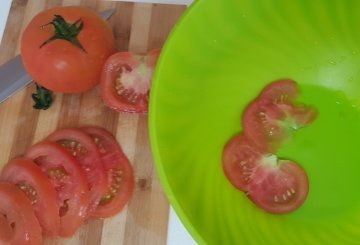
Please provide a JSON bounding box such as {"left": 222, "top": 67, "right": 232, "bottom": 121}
{"left": 0, "top": 1, "right": 187, "bottom": 244}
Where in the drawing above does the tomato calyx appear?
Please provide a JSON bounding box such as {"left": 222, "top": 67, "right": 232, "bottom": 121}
{"left": 40, "top": 15, "right": 86, "bottom": 52}
{"left": 32, "top": 83, "right": 53, "bottom": 110}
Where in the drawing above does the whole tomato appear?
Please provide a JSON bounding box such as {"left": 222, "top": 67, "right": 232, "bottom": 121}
{"left": 21, "top": 6, "right": 116, "bottom": 93}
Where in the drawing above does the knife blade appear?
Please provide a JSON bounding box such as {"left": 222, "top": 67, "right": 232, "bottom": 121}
{"left": 0, "top": 8, "right": 115, "bottom": 103}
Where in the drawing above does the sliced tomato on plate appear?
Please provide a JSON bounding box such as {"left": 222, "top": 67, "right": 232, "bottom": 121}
{"left": 247, "top": 157, "right": 309, "bottom": 214}
{"left": 25, "top": 141, "right": 90, "bottom": 237}
{"left": 0, "top": 158, "right": 60, "bottom": 236}
{"left": 45, "top": 128, "right": 108, "bottom": 215}
{"left": 242, "top": 79, "right": 317, "bottom": 152}
{"left": 81, "top": 126, "right": 134, "bottom": 218}
{"left": 100, "top": 48, "right": 161, "bottom": 113}
{"left": 222, "top": 133, "right": 264, "bottom": 192}
{"left": 0, "top": 182, "right": 42, "bottom": 244}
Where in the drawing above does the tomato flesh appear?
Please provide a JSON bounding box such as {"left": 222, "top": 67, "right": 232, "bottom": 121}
{"left": 0, "top": 212, "right": 13, "bottom": 244}
{"left": 247, "top": 158, "right": 309, "bottom": 214}
{"left": 46, "top": 128, "right": 108, "bottom": 215}
{"left": 25, "top": 141, "right": 90, "bottom": 237}
{"left": 100, "top": 49, "right": 161, "bottom": 113}
{"left": 81, "top": 126, "right": 134, "bottom": 218}
{"left": 0, "top": 182, "right": 42, "bottom": 244}
{"left": 0, "top": 158, "right": 60, "bottom": 236}
{"left": 258, "top": 79, "right": 299, "bottom": 103}
{"left": 222, "top": 133, "right": 263, "bottom": 192}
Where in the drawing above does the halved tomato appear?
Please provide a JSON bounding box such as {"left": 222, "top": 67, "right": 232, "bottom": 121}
{"left": 0, "top": 158, "right": 60, "bottom": 236}
{"left": 247, "top": 157, "right": 309, "bottom": 214}
{"left": 242, "top": 79, "right": 317, "bottom": 152}
{"left": 0, "top": 182, "right": 42, "bottom": 244}
{"left": 222, "top": 133, "right": 264, "bottom": 192}
{"left": 81, "top": 126, "right": 134, "bottom": 218}
{"left": 25, "top": 141, "right": 90, "bottom": 237}
{"left": 100, "top": 48, "right": 161, "bottom": 113}
{"left": 45, "top": 128, "right": 108, "bottom": 215}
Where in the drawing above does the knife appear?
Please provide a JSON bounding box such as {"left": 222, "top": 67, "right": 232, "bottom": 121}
{"left": 0, "top": 8, "right": 115, "bottom": 103}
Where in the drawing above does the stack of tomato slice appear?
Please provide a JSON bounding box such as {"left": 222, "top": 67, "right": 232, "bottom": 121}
{"left": 0, "top": 126, "right": 134, "bottom": 244}
{"left": 222, "top": 79, "right": 317, "bottom": 214}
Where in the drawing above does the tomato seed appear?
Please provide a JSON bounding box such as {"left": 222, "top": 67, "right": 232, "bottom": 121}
{"left": 16, "top": 181, "right": 37, "bottom": 205}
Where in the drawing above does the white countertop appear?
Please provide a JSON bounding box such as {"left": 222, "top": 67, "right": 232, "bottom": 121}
{"left": 0, "top": 0, "right": 196, "bottom": 244}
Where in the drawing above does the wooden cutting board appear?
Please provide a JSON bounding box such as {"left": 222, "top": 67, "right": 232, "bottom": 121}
{"left": 0, "top": 1, "right": 186, "bottom": 244}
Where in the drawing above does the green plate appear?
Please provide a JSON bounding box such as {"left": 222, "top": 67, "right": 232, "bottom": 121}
{"left": 149, "top": 0, "right": 360, "bottom": 244}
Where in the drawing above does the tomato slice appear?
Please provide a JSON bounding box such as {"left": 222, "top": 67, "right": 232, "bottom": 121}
{"left": 45, "top": 128, "right": 108, "bottom": 215}
{"left": 100, "top": 48, "right": 161, "bottom": 113}
{"left": 25, "top": 141, "right": 90, "bottom": 237}
{"left": 81, "top": 126, "right": 134, "bottom": 218}
{"left": 0, "top": 211, "right": 13, "bottom": 244}
{"left": 0, "top": 158, "right": 60, "bottom": 236}
{"left": 0, "top": 182, "right": 42, "bottom": 244}
{"left": 222, "top": 133, "right": 264, "bottom": 192}
{"left": 258, "top": 79, "right": 300, "bottom": 103}
{"left": 222, "top": 134, "right": 309, "bottom": 214}
{"left": 247, "top": 157, "right": 309, "bottom": 214}
{"left": 242, "top": 79, "right": 317, "bottom": 152}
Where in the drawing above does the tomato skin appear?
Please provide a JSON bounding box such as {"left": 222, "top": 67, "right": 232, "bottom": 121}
{"left": 222, "top": 133, "right": 264, "bottom": 192}
{"left": 0, "top": 182, "right": 42, "bottom": 245}
{"left": 25, "top": 141, "right": 90, "bottom": 237}
{"left": 0, "top": 158, "right": 60, "bottom": 236}
{"left": 81, "top": 126, "right": 134, "bottom": 218}
{"left": 100, "top": 48, "right": 161, "bottom": 113}
{"left": 247, "top": 159, "right": 309, "bottom": 214}
{"left": 45, "top": 128, "right": 108, "bottom": 215}
{"left": 21, "top": 6, "right": 116, "bottom": 93}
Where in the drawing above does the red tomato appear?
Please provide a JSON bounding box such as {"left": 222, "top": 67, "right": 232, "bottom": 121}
{"left": 25, "top": 141, "right": 90, "bottom": 237}
{"left": 100, "top": 48, "right": 161, "bottom": 113}
{"left": 242, "top": 79, "right": 317, "bottom": 152}
{"left": 258, "top": 79, "right": 299, "bottom": 103}
{"left": 0, "top": 158, "right": 60, "bottom": 236}
{"left": 45, "top": 128, "right": 108, "bottom": 215}
{"left": 247, "top": 158, "right": 309, "bottom": 214}
{"left": 0, "top": 212, "right": 13, "bottom": 244}
{"left": 0, "top": 182, "right": 42, "bottom": 244}
{"left": 222, "top": 134, "right": 309, "bottom": 214}
{"left": 21, "top": 6, "right": 116, "bottom": 93}
{"left": 81, "top": 126, "right": 134, "bottom": 218}
{"left": 222, "top": 133, "right": 263, "bottom": 192}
